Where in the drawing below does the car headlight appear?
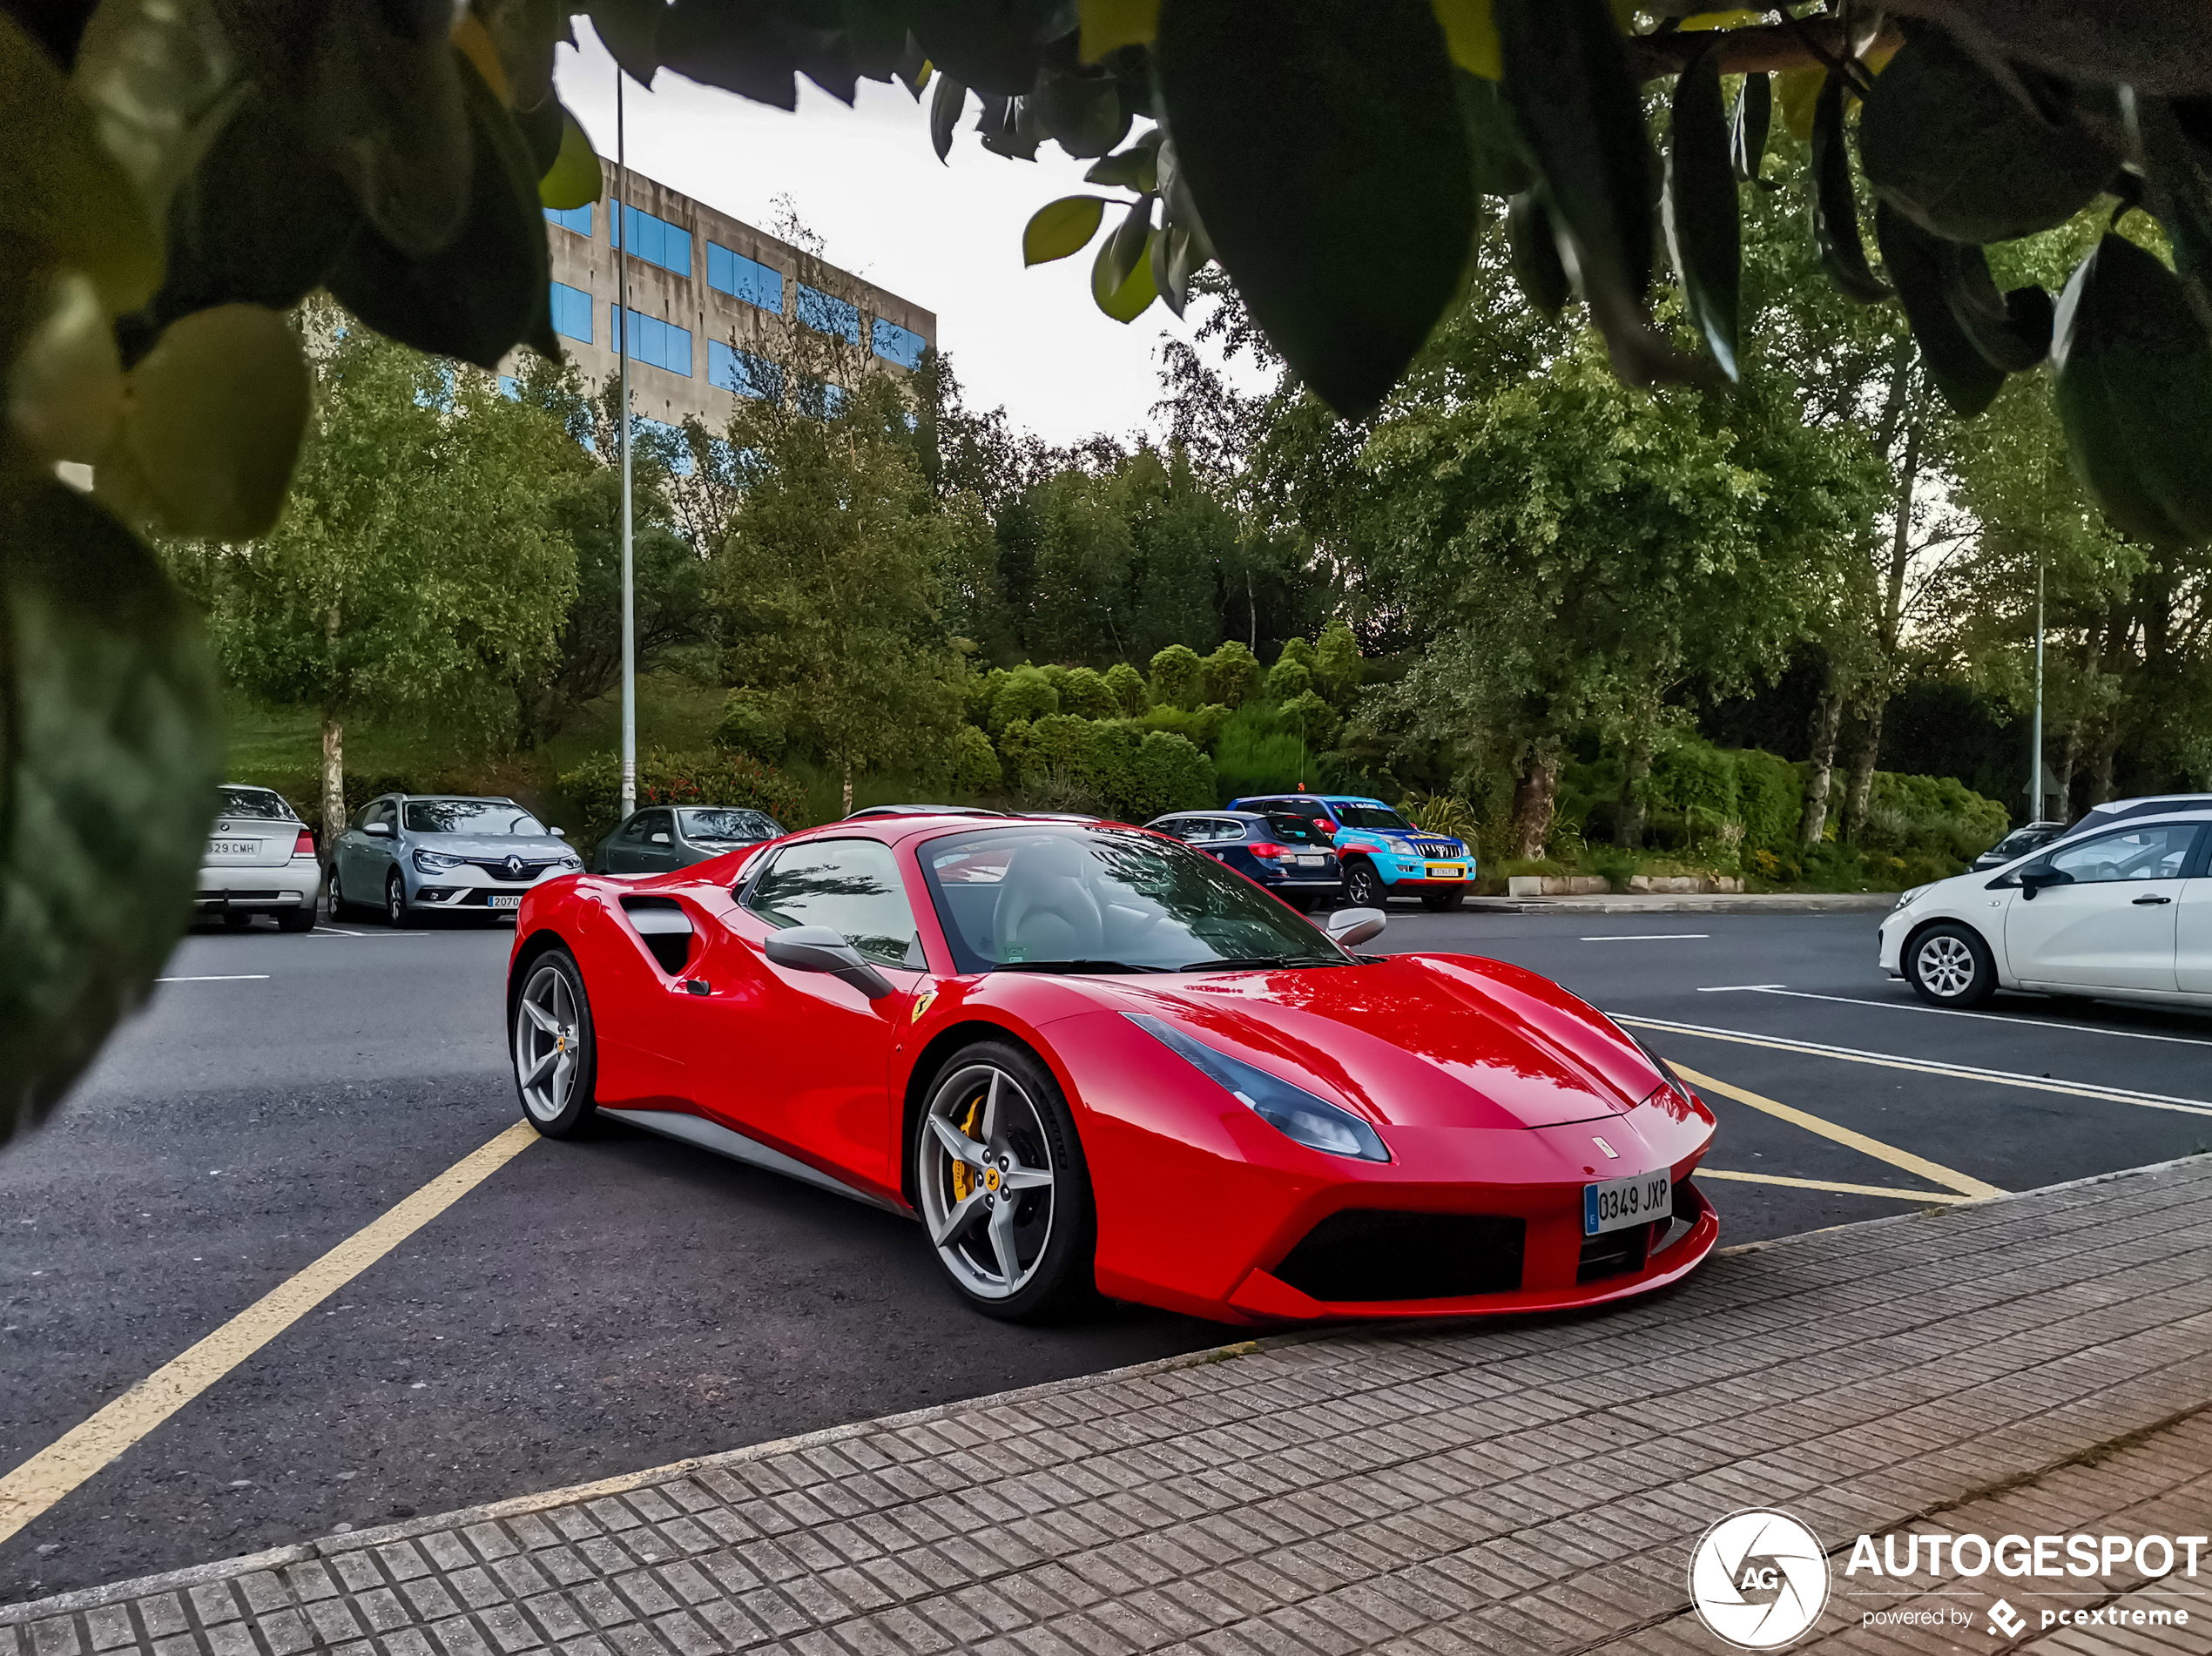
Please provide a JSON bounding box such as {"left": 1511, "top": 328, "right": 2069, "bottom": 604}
{"left": 1894, "top": 884, "right": 1929, "bottom": 908}
{"left": 1125, "top": 1013, "right": 1389, "bottom": 1161}
{"left": 1622, "top": 1027, "right": 1692, "bottom": 1103}
{"left": 413, "top": 849, "right": 464, "bottom": 873}
{"left": 556, "top": 856, "right": 583, "bottom": 872}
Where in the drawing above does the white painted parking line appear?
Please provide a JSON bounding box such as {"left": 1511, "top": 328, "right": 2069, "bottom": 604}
{"left": 1581, "top": 933, "right": 1711, "bottom": 942}
{"left": 1701, "top": 985, "right": 2212, "bottom": 1048}
{"left": 153, "top": 974, "right": 270, "bottom": 984}
{"left": 1621, "top": 1014, "right": 2212, "bottom": 1118}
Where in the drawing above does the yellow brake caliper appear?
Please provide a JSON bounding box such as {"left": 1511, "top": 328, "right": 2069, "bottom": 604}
{"left": 949, "top": 1094, "right": 984, "bottom": 1202}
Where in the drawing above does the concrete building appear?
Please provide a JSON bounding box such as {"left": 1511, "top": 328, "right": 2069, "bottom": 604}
{"left": 504, "top": 160, "right": 937, "bottom": 432}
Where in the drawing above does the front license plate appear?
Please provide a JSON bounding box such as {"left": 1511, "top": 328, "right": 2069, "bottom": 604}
{"left": 1426, "top": 863, "right": 1465, "bottom": 879}
{"left": 484, "top": 893, "right": 523, "bottom": 909}
{"left": 208, "top": 839, "right": 261, "bottom": 858}
{"left": 1584, "top": 1170, "right": 1672, "bottom": 1236}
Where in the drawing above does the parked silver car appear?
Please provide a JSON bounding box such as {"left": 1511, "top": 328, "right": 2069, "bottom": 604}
{"left": 327, "top": 794, "right": 581, "bottom": 926}
{"left": 590, "top": 805, "right": 786, "bottom": 874}
{"left": 199, "top": 784, "right": 320, "bottom": 931}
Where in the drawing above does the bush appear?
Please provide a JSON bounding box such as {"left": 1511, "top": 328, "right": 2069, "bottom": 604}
{"left": 714, "top": 690, "right": 787, "bottom": 762}
{"left": 1203, "top": 640, "right": 1262, "bottom": 708}
{"left": 1060, "top": 666, "right": 1120, "bottom": 719}
{"left": 989, "top": 664, "right": 1059, "bottom": 732}
{"left": 1214, "top": 704, "right": 1308, "bottom": 802}
{"left": 1139, "top": 702, "right": 1231, "bottom": 750}
{"left": 1000, "top": 715, "right": 1214, "bottom": 820}
{"left": 946, "top": 724, "right": 1001, "bottom": 794}
{"left": 1862, "top": 771, "right": 2009, "bottom": 860}
{"left": 1264, "top": 657, "right": 1313, "bottom": 702}
{"left": 559, "top": 747, "right": 809, "bottom": 851}
{"left": 1275, "top": 689, "right": 1342, "bottom": 750}
{"left": 1103, "top": 661, "right": 1150, "bottom": 716}
{"left": 1150, "top": 643, "right": 1204, "bottom": 708}
{"left": 1399, "top": 791, "right": 1480, "bottom": 845}
{"left": 1313, "top": 619, "right": 1363, "bottom": 705}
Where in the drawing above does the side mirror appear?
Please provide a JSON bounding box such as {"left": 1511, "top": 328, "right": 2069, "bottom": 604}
{"left": 2017, "top": 865, "right": 2063, "bottom": 900}
{"left": 364, "top": 821, "right": 391, "bottom": 838}
{"left": 551, "top": 826, "right": 568, "bottom": 838}
{"left": 651, "top": 831, "right": 671, "bottom": 845}
{"left": 1325, "top": 906, "right": 1387, "bottom": 949}
{"left": 764, "top": 926, "right": 897, "bottom": 999}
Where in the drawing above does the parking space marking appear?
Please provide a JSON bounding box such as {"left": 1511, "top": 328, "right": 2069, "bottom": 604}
{"left": 1581, "top": 933, "right": 1711, "bottom": 942}
{"left": 1703, "top": 985, "right": 2212, "bottom": 1048}
{"left": 1669, "top": 1062, "right": 2005, "bottom": 1200}
{"left": 1621, "top": 1015, "right": 2212, "bottom": 1118}
{"left": 1696, "top": 1168, "right": 1971, "bottom": 1204}
{"left": 153, "top": 974, "right": 270, "bottom": 984}
{"left": 0, "top": 1119, "right": 537, "bottom": 1549}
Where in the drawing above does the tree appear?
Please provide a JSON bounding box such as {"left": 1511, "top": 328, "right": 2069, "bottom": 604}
{"left": 165, "top": 308, "right": 577, "bottom": 838}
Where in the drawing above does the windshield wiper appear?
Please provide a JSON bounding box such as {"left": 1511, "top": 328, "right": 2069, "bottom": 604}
{"left": 1177, "top": 953, "right": 1347, "bottom": 973}
{"left": 991, "top": 959, "right": 1175, "bottom": 974}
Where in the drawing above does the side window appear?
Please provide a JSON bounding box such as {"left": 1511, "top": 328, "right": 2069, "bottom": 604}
{"left": 635, "top": 810, "right": 671, "bottom": 841}
{"left": 744, "top": 838, "right": 923, "bottom": 968}
{"left": 1188, "top": 819, "right": 1237, "bottom": 844}
{"left": 2047, "top": 825, "right": 2199, "bottom": 885}
{"left": 1151, "top": 818, "right": 1189, "bottom": 840}
{"left": 369, "top": 800, "right": 397, "bottom": 831}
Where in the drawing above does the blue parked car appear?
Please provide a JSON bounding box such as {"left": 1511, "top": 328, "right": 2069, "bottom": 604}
{"left": 1226, "top": 792, "right": 1474, "bottom": 911}
{"left": 1144, "top": 810, "right": 1343, "bottom": 912}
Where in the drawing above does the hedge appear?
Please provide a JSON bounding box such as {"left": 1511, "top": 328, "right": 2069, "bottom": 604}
{"left": 998, "top": 715, "right": 1214, "bottom": 820}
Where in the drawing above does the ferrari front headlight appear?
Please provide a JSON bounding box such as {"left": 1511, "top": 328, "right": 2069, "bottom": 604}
{"left": 1126, "top": 1013, "right": 1389, "bottom": 1162}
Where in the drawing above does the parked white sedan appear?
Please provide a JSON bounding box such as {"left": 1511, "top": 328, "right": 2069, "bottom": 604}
{"left": 199, "top": 784, "right": 320, "bottom": 931}
{"left": 1878, "top": 810, "right": 2212, "bottom": 1009}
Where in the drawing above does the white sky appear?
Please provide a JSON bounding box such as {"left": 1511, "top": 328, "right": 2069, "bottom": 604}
{"left": 552, "top": 30, "right": 1265, "bottom": 449}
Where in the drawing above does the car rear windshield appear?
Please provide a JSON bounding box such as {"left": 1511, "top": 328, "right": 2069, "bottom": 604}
{"left": 1333, "top": 804, "right": 1413, "bottom": 831}
{"left": 918, "top": 825, "right": 1345, "bottom": 974}
{"left": 403, "top": 799, "right": 546, "bottom": 835}
{"left": 1264, "top": 814, "right": 1327, "bottom": 845}
{"left": 218, "top": 786, "right": 296, "bottom": 820}
{"left": 681, "top": 808, "right": 781, "bottom": 843}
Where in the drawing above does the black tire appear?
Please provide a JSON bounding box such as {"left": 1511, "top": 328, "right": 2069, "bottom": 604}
{"left": 385, "top": 869, "right": 414, "bottom": 929}
{"left": 325, "top": 864, "right": 350, "bottom": 919}
{"left": 911, "top": 1040, "right": 1096, "bottom": 1323}
{"left": 222, "top": 910, "right": 253, "bottom": 930}
{"left": 1342, "top": 859, "right": 1386, "bottom": 909}
{"left": 1905, "top": 921, "right": 1998, "bottom": 1007}
{"left": 1420, "top": 890, "right": 1466, "bottom": 912}
{"left": 509, "top": 946, "right": 598, "bottom": 1136}
{"left": 278, "top": 903, "right": 315, "bottom": 932}
{"left": 1281, "top": 892, "right": 1314, "bottom": 913}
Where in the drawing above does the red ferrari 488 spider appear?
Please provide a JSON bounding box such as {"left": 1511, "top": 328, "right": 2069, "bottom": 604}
{"left": 507, "top": 813, "right": 1718, "bottom": 1323}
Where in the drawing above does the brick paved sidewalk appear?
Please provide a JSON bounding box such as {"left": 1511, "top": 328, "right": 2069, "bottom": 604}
{"left": 11, "top": 1157, "right": 2212, "bottom": 1656}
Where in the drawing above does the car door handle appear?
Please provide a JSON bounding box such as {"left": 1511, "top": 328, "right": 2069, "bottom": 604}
{"left": 2134, "top": 895, "right": 2173, "bottom": 905}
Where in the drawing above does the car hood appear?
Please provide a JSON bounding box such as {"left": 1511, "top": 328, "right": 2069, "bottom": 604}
{"left": 410, "top": 832, "right": 572, "bottom": 859}
{"left": 1334, "top": 825, "right": 1467, "bottom": 855}
{"left": 1085, "top": 953, "right": 1668, "bottom": 1131}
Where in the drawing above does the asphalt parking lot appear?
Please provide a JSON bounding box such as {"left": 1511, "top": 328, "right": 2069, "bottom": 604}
{"left": 5, "top": 899, "right": 2210, "bottom": 1603}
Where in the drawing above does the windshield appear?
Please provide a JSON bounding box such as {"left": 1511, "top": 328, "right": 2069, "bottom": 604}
{"left": 1264, "top": 814, "right": 1329, "bottom": 845}
{"left": 1333, "top": 804, "right": 1413, "bottom": 831}
{"left": 681, "top": 807, "right": 781, "bottom": 843}
{"left": 218, "top": 786, "right": 296, "bottom": 821}
{"left": 919, "top": 825, "right": 1346, "bottom": 974}
{"left": 403, "top": 798, "right": 546, "bottom": 836}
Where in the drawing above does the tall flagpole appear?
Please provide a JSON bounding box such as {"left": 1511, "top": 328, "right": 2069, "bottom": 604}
{"left": 617, "top": 62, "right": 637, "bottom": 822}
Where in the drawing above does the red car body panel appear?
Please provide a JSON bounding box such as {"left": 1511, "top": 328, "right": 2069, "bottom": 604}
{"left": 509, "top": 816, "right": 1718, "bottom": 1325}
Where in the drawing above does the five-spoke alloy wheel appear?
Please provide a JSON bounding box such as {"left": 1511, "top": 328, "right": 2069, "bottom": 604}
{"left": 1906, "top": 922, "right": 1996, "bottom": 1007}
{"left": 1343, "top": 860, "right": 1384, "bottom": 910}
{"left": 513, "top": 950, "right": 597, "bottom": 1135}
{"left": 914, "top": 1041, "right": 1093, "bottom": 1321}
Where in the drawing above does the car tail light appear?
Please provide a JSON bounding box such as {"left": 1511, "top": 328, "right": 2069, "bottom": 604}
{"left": 291, "top": 829, "right": 316, "bottom": 858}
{"left": 1246, "top": 841, "right": 1286, "bottom": 859}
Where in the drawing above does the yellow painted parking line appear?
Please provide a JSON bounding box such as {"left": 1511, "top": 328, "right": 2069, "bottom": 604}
{"left": 0, "top": 1119, "right": 537, "bottom": 1548}
{"left": 1697, "top": 1168, "right": 1971, "bottom": 1204}
{"left": 1669, "top": 1062, "right": 2006, "bottom": 1201}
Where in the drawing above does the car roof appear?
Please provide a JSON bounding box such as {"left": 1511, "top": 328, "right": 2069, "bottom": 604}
{"left": 843, "top": 804, "right": 1006, "bottom": 819}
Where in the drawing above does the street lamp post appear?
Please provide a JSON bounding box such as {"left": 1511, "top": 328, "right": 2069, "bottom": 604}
{"left": 2030, "top": 549, "right": 2045, "bottom": 823}
{"left": 616, "top": 64, "right": 636, "bottom": 823}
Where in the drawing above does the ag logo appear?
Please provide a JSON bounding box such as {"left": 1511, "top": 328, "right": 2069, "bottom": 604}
{"left": 1688, "top": 1509, "right": 1831, "bottom": 1649}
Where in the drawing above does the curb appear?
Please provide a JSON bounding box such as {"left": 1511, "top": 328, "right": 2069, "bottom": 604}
{"left": 9, "top": 1151, "right": 2201, "bottom": 1625}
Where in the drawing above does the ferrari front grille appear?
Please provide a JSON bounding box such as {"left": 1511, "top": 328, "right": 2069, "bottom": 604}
{"left": 1272, "top": 1208, "right": 1524, "bottom": 1303}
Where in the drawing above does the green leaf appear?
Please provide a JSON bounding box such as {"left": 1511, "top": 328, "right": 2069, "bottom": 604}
{"left": 2126, "top": 90, "right": 2212, "bottom": 336}
{"left": 1157, "top": 0, "right": 1474, "bottom": 418}
{"left": 1084, "top": 128, "right": 1163, "bottom": 192}
{"left": 930, "top": 71, "right": 968, "bottom": 161}
{"left": 905, "top": 0, "right": 1058, "bottom": 96}
{"left": 1495, "top": 0, "right": 1714, "bottom": 386}
{"left": 1091, "top": 221, "right": 1157, "bottom": 321}
{"left": 1939, "top": 242, "right": 2052, "bottom": 373}
{"left": 1858, "top": 30, "right": 2118, "bottom": 245}
{"left": 1662, "top": 46, "right": 1741, "bottom": 380}
{"left": 0, "top": 475, "right": 223, "bottom": 1148}
{"left": 1024, "top": 194, "right": 1108, "bottom": 265}
{"left": 539, "top": 106, "right": 604, "bottom": 209}
{"left": 1101, "top": 192, "right": 1153, "bottom": 291}
{"left": 1507, "top": 190, "right": 1568, "bottom": 315}
{"left": 70, "top": 0, "right": 243, "bottom": 231}
{"left": 1874, "top": 203, "right": 2005, "bottom": 418}
{"left": 587, "top": 0, "right": 667, "bottom": 86}
{"left": 1730, "top": 71, "right": 1770, "bottom": 182}
{"left": 0, "top": 9, "right": 165, "bottom": 325}
{"left": 314, "top": 3, "right": 472, "bottom": 260}
{"left": 325, "top": 52, "right": 554, "bottom": 369}
{"left": 1809, "top": 71, "right": 1890, "bottom": 305}
{"left": 978, "top": 91, "right": 1043, "bottom": 161}
{"left": 2053, "top": 232, "right": 2212, "bottom": 544}
{"left": 1458, "top": 73, "right": 1533, "bottom": 199}
{"left": 1035, "top": 69, "right": 1130, "bottom": 159}
{"left": 656, "top": 0, "right": 799, "bottom": 110}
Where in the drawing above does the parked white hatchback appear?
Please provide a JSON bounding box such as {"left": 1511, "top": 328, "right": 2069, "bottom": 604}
{"left": 199, "top": 784, "right": 320, "bottom": 931}
{"left": 1878, "top": 809, "right": 2212, "bottom": 1009}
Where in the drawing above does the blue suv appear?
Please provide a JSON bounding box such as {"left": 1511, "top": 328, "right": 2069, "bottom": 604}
{"left": 1227, "top": 793, "right": 1474, "bottom": 911}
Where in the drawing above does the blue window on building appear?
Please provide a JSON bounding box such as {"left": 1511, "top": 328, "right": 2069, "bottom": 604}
{"left": 612, "top": 203, "right": 691, "bottom": 277}
{"left": 708, "top": 339, "right": 784, "bottom": 401}
{"left": 544, "top": 204, "right": 592, "bottom": 238}
{"left": 872, "top": 317, "right": 927, "bottom": 368}
{"left": 610, "top": 306, "right": 691, "bottom": 376}
{"left": 797, "top": 376, "right": 847, "bottom": 419}
{"left": 631, "top": 415, "right": 693, "bottom": 477}
{"left": 797, "top": 283, "right": 860, "bottom": 343}
{"left": 550, "top": 282, "right": 592, "bottom": 344}
{"left": 707, "top": 243, "right": 784, "bottom": 314}
{"left": 497, "top": 374, "right": 522, "bottom": 399}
